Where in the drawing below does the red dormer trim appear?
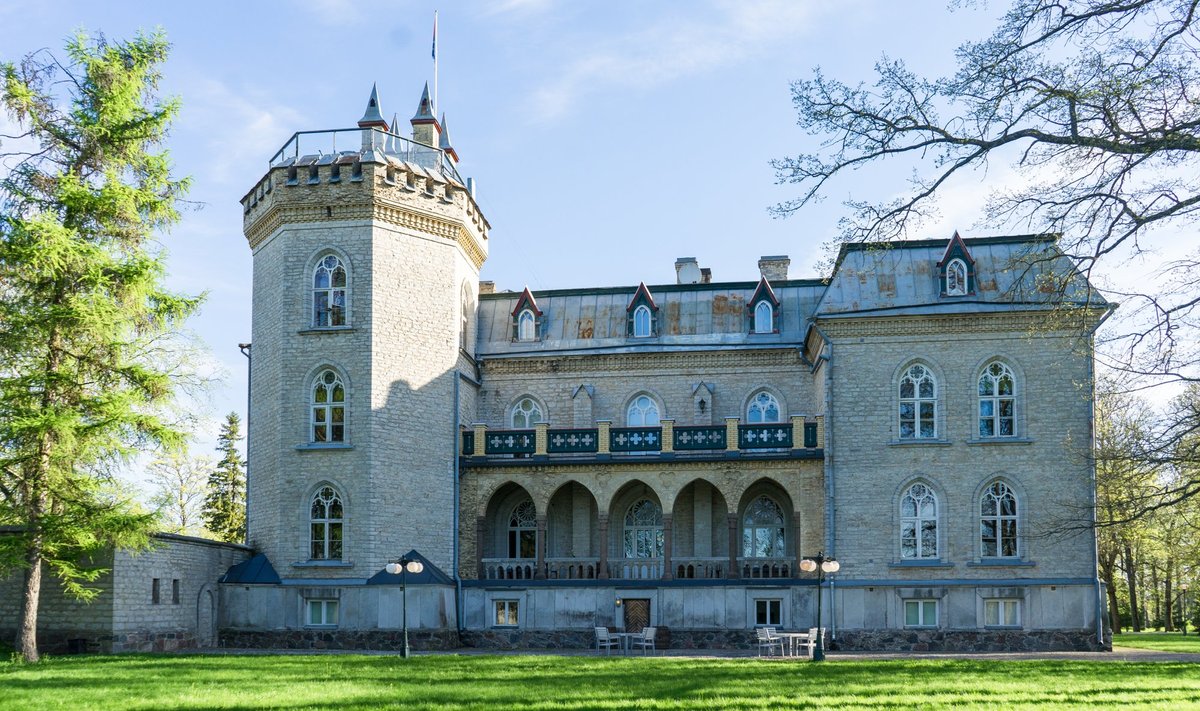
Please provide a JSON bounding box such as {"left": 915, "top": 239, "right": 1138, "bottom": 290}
{"left": 747, "top": 277, "right": 781, "bottom": 308}
{"left": 937, "top": 230, "right": 976, "bottom": 267}
{"left": 510, "top": 287, "right": 543, "bottom": 317}
{"left": 626, "top": 282, "right": 659, "bottom": 312}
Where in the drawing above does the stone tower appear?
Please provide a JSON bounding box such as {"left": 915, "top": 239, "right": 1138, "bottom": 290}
{"left": 240, "top": 84, "right": 489, "bottom": 578}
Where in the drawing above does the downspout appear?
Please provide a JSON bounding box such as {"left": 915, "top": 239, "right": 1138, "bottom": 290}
{"left": 238, "top": 343, "right": 252, "bottom": 546}
{"left": 812, "top": 322, "right": 835, "bottom": 641}
{"left": 453, "top": 370, "right": 463, "bottom": 634}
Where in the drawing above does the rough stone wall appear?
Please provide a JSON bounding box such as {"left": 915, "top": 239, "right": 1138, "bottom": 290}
{"left": 0, "top": 550, "right": 113, "bottom": 653}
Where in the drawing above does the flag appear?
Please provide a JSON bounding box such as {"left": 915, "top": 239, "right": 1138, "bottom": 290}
{"left": 432, "top": 11, "right": 437, "bottom": 60}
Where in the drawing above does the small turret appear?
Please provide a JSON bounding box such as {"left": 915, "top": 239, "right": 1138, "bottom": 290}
{"left": 439, "top": 113, "right": 459, "bottom": 163}
{"left": 410, "top": 82, "right": 441, "bottom": 147}
{"left": 357, "top": 83, "right": 389, "bottom": 130}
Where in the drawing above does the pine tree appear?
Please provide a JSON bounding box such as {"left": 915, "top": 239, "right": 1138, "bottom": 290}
{"left": 203, "top": 412, "right": 246, "bottom": 543}
{"left": 0, "top": 31, "right": 198, "bottom": 662}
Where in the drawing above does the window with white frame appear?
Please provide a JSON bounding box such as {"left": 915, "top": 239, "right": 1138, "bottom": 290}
{"left": 510, "top": 397, "right": 543, "bottom": 428}
{"left": 623, "top": 499, "right": 663, "bottom": 559}
{"left": 460, "top": 282, "right": 473, "bottom": 351}
{"left": 312, "top": 254, "right": 348, "bottom": 327}
{"left": 945, "top": 258, "right": 967, "bottom": 296}
{"left": 900, "top": 483, "right": 938, "bottom": 559}
{"left": 981, "top": 481, "right": 1018, "bottom": 557}
{"left": 633, "top": 305, "right": 653, "bottom": 337}
{"left": 755, "top": 599, "right": 782, "bottom": 626}
{"left": 899, "top": 364, "right": 937, "bottom": 439}
{"left": 978, "top": 362, "right": 1016, "bottom": 437}
{"left": 742, "top": 496, "right": 786, "bottom": 558}
{"left": 626, "top": 395, "right": 660, "bottom": 426}
{"left": 746, "top": 391, "right": 781, "bottom": 423}
{"left": 311, "top": 370, "right": 346, "bottom": 443}
{"left": 507, "top": 499, "right": 537, "bottom": 559}
{"left": 310, "top": 486, "right": 344, "bottom": 560}
{"left": 754, "top": 300, "right": 774, "bottom": 334}
{"left": 306, "top": 599, "right": 339, "bottom": 626}
{"left": 517, "top": 309, "right": 536, "bottom": 341}
{"left": 984, "top": 598, "right": 1020, "bottom": 627}
{"left": 494, "top": 600, "right": 519, "bottom": 627}
{"left": 904, "top": 599, "right": 938, "bottom": 627}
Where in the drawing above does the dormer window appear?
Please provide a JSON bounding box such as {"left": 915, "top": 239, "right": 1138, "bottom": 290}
{"left": 938, "top": 231, "right": 976, "bottom": 297}
{"left": 626, "top": 282, "right": 659, "bottom": 338}
{"left": 748, "top": 277, "right": 780, "bottom": 334}
{"left": 946, "top": 259, "right": 967, "bottom": 296}
{"left": 517, "top": 309, "right": 536, "bottom": 341}
{"left": 633, "top": 306, "right": 652, "bottom": 337}
{"left": 510, "top": 287, "right": 543, "bottom": 342}
{"left": 754, "top": 301, "right": 773, "bottom": 333}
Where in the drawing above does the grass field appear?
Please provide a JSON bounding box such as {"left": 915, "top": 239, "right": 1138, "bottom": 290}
{"left": 1114, "top": 631, "right": 1200, "bottom": 653}
{"left": 3, "top": 654, "right": 1200, "bottom": 710}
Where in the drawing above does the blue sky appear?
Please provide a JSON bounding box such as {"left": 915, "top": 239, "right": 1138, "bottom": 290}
{"left": 1, "top": 1, "right": 1012, "bottom": 469}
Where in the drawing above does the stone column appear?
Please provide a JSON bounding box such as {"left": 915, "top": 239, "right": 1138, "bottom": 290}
{"left": 534, "top": 422, "right": 549, "bottom": 457}
{"left": 598, "top": 514, "right": 610, "bottom": 579}
{"left": 790, "top": 414, "right": 806, "bottom": 453}
{"left": 727, "top": 513, "right": 740, "bottom": 579}
{"left": 535, "top": 515, "right": 547, "bottom": 579}
{"left": 725, "top": 417, "right": 740, "bottom": 453}
{"left": 661, "top": 513, "right": 674, "bottom": 580}
{"left": 476, "top": 516, "right": 487, "bottom": 579}
{"left": 660, "top": 419, "right": 675, "bottom": 454}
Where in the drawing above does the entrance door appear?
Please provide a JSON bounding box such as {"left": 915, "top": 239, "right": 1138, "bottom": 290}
{"left": 624, "top": 598, "right": 650, "bottom": 633}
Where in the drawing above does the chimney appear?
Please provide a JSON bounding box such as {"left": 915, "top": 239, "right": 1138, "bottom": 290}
{"left": 675, "top": 257, "right": 702, "bottom": 285}
{"left": 478, "top": 281, "right": 496, "bottom": 295}
{"left": 700, "top": 268, "right": 712, "bottom": 284}
{"left": 758, "top": 255, "right": 790, "bottom": 281}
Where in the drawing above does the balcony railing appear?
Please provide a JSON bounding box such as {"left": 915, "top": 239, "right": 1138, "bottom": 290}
{"left": 481, "top": 558, "right": 538, "bottom": 580}
{"left": 740, "top": 557, "right": 795, "bottom": 579}
{"left": 609, "top": 558, "right": 663, "bottom": 580}
{"left": 269, "top": 127, "right": 464, "bottom": 184}
{"left": 462, "top": 416, "right": 823, "bottom": 460}
{"left": 545, "top": 557, "right": 600, "bottom": 580}
{"left": 673, "top": 557, "right": 728, "bottom": 580}
{"left": 478, "top": 556, "right": 797, "bottom": 581}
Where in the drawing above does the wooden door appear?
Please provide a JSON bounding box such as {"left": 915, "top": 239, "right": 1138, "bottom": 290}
{"left": 624, "top": 598, "right": 650, "bottom": 632}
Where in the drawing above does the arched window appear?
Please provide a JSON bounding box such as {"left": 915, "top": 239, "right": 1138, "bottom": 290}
{"left": 899, "top": 364, "right": 937, "bottom": 439}
{"left": 742, "top": 496, "right": 786, "bottom": 557}
{"left": 517, "top": 309, "right": 536, "bottom": 341}
{"left": 310, "top": 486, "right": 343, "bottom": 560}
{"left": 623, "top": 499, "right": 663, "bottom": 558}
{"left": 313, "top": 255, "right": 348, "bottom": 327}
{"left": 754, "top": 300, "right": 774, "bottom": 333}
{"left": 510, "top": 397, "right": 543, "bottom": 428}
{"left": 311, "top": 370, "right": 346, "bottom": 443}
{"left": 460, "top": 282, "right": 473, "bottom": 351}
{"left": 946, "top": 258, "right": 967, "bottom": 296}
{"left": 746, "top": 391, "right": 781, "bottom": 423}
{"left": 507, "top": 499, "right": 537, "bottom": 559}
{"left": 633, "top": 305, "right": 652, "bottom": 338}
{"left": 626, "top": 394, "right": 660, "bottom": 426}
{"left": 981, "top": 481, "right": 1018, "bottom": 557}
{"left": 900, "top": 483, "right": 938, "bottom": 559}
{"left": 979, "top": 362, "right": 1016, "bottom": 437}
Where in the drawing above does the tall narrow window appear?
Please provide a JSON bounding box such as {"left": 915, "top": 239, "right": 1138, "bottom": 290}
{"left": 946, "top": 258, "right": 967, "bottom": 296}
{"left": 517, "top": 309, "right": 536, "bottom": 341}
{"left": 507, "top": 500, "right": 537, "bottom": 559}
{"left": 978, "top": 362, "right": 1016, "bottom": 437}
{"left": 310, "top": 486, "right": 344, "bottom": 560}
{"left": 981, "top": 481, "right": 1018, "bottom": 557}
{"left": 633, "top": 305, "right": 652, "bottom": 337}
{"left": 623, "top": 499, "right": 663, "bottom": 558}
{"left": 626, "top": 395, "right": 660, "bottom": 426}
{"left": 461, "top": 282, "right": 473, "bottom": 351}
{"left": 510, "top": 397, "right": 543, "bottom": 428}
{"left": 313, "top": 255, "right": 348, "bottom": 327}
{"left": 900, "top": 483, "right": 938, "bottom": 559}
{"left": 899, "top": 364, "right": 937, "bottom": 439}
{"left": 747, "top": 391, "right": 781, "bottom": 423}
{"left": 311, "top": 370, "right": 346, "bottom": 443}
{"left": 754, "top": 300, "right": 774, "bottom": 333}
{"left": 742, "top": 496, "right": 786, "bottom": 557}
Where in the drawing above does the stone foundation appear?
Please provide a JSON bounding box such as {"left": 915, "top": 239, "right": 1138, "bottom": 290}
{"left": 3, "top": 628, "right": 199, "bottom": 654}
{"left": 833, "top": 628, "right": 1110, "bottom": 652}
{"left": 219, "top": 629, "right": 461, "bottom": 651}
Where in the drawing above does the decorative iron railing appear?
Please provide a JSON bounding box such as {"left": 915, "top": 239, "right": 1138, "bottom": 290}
{"left": 738, "top": 423, "right": 793, "bottom": 449}
{"left": 484, "top": 429, "right": 535, "bottom": 455}
{"left": 673, "top": 426, "right": 727, "bottom": 451}
{"left": 609, "top": 427, "right": 662, "bottom": 453}
{"left": 804, "top": 422, "right": 819, "bottom": 449}
{"left": 547, "top": 429, "right": 600, "bottom": 454}
{"left": 461, "top": 430, "right": 475, "bottom": 456}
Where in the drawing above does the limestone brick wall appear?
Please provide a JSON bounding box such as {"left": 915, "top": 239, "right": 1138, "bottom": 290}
{"left": 0, "top": 550, "right": 114, "bottom": 652}
{"left": 823, "top": 315, "right": 1098, "bottom": 581}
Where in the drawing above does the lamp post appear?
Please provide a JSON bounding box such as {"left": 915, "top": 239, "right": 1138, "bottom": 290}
{"left": 385, "top": 556, "right": 425, "bottom": 658}
{"left": 799, "top": 552, "right": 840, "bottom": 662}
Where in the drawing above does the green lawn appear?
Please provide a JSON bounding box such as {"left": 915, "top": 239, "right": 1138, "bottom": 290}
{"left": 1114, "top": 631, "right": 1200, "bottom": 653}
{"left": 3, "top": 655, "right": 1200, "bottom": 710}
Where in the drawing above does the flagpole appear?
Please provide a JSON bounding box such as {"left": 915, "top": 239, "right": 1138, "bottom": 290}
{"left": 433, "top": 10, "right": 439, "bottom": 116}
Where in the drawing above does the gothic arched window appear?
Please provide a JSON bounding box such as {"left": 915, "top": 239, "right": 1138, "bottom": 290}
{"left": 747, "top": 391, "right": 781, "bottom": 423}
{"left": 311, "top": 369, "right": 346, "bottom": 443}
{"left": 517, "top": 309, "right": 536, "bottom": 341}
{"left": 981, "top": 481, "right": 1019, "bottom": 557}
{"left": 979, "top": 361, "right": 1016, "bottom": 437}
{"left": 510, "top": 397, "right": 543, "bottom": 428}
{"left": 507, "top": 499, "right": 537, "bottom": 559}
{"left": 633, "top": 305, "right": 653, "bottom": 338}
{"left": 754, "top": 300, "right": 774, "bottom": 333}
{"left": 310, "top": 486, "right": 344, "bottom": 560}
{"left": 313, "top": 255, "right": 348, "bottom": 327}
{"left": 626, "top": 395, "right": 660, "bottom": 426}
{"left": 623, "top": 499, "right": 663, "bottom": 559}
{"left": 899, "top": 364, "right": 937, "bottom": 439}
{"left": 900, "top": 483, "right": 938, "bottom": 559}
{"left": 946, "top": 258, "right": 967, "bottom": 296}
{"left": 742, "top": 496, "right": 786, "bottom": 557}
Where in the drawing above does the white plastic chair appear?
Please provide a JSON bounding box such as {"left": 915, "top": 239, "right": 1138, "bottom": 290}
{"left": 633, "top": 626, "right": 657, "bottom": 655}
{"left": 595, "top": 626, "right": 617, "bottom": 655}
{"left": 756, "top": 627, "right": 783, "bottom": 657}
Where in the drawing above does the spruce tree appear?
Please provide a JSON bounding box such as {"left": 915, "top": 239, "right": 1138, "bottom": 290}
{"left": 203, "top": 413, "right": 246, "bottom": 543}
{"left": 0, "top": 31, "right": 198, "bottom": 662}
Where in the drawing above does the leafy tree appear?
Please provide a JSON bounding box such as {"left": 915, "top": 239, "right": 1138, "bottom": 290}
{"left": 148, "top": 447, "right": 212, "bottom": 536}
{"left": 772, "top": 0, "right": 1200, "bottom": 512}
{"left": 0, "top": 31, "right": 198, "bottom": 662}
{"left": 203, "top": 412, "right": 245, "bottom": 543}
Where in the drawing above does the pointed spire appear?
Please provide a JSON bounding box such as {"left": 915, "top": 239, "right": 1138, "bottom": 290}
{"left": 386, "top": 113, "right": 399, "bottom": 154}
{"left": 411, "top": 82, "right": 437, "bottom": 123}
{"left": 439, "top": 112, "right": 459, "bottom": 163}
{"left": 357, "top": 83, "right": 389, "bottom": 129}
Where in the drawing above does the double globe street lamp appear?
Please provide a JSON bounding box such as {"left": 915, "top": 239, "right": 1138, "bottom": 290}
{"left": 799, "top": 552, "right": 840, "bottom": 662}
{"left": 385, "top": 556, "right": 425, "bottom": 658}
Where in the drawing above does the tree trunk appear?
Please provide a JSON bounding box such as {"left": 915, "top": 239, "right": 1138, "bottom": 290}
{"left": 1099, "top": 548, "right": 1121, "bottom": 633}
{"left": 1164, "top": 560, "right": 1175, "bottom": 632}
{"left": 1151, "top": 564, "right": 1161, "bottom": 630}
{"left": 18, "top": 535, "right": 43, "bottom": 663}
{"left": 1123, "top": 542, "right": 1141, "bottom": 632}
